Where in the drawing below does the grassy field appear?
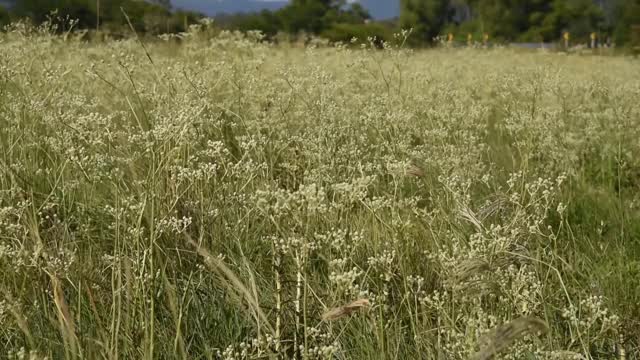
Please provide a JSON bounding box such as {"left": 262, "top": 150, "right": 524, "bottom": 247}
{"left": 1, "top": 25, "right": 639, "bottom": 359}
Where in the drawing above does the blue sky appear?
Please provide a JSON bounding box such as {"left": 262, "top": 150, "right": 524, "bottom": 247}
{"left": 170, "top": 0, "right": 400, "bottom": 20}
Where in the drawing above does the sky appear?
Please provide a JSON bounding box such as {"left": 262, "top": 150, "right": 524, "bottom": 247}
{"left": 170, "top": 0, "right": 400, "bottom": 20}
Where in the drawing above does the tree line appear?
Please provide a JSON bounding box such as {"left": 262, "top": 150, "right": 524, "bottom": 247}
{"left": 0, "top": 0, "right": 639, "bottom": 47}
{"left": 402, "top": 0, "right": 640, "bottom": 46}
{"left": 0, "top": 0, "right": 200, "bottom": 35}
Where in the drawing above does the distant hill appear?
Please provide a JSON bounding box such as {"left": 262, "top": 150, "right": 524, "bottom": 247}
{"left": 170, "top": 0, "right": 400, "bottom": 20}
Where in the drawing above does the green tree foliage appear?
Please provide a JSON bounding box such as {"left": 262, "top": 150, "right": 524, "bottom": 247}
{"left": 221, "top": 0, "right": 373, "bottom": 41}
{"left": 1, "top": 0, "right": 637, "bottom": 47}
{"left": 6, "top": 0, "right": 198, "bottom": 34}
{"left": 232, "top": 10, "right": 283, "bottom": 36}
{"left": 321, "top": 22, "right": 393, "bottom": 45}
{"left": 275, "top": 0, "right": 369, "bottom": 34}
{"left": 149, "top": 0, "right": 171, "bottom": 9}
{"left": 278, "top": 0, "right": 332, "bottom": 34}
{"left": 613, "top": 0, "right": 640, "bottom": 45}
{"left": 467, "top": 0, "right": 602, "bottom": 42}
{"left": 0, "top": 5, "right": 10, "bottom": 27}
{"left": 399, "top": 0, "right": 611, "bottom": 45}
{"left": 539, "top": 0, "right": 604, "bottom": 41}
{"left": 400, "top": 0, "right": 450, "bottom": 44}
{"left": 12, "top": 0, "right": 95, "bottom": 28}
{"left": 469, "top": 0, "right": 551, "bottom": 41}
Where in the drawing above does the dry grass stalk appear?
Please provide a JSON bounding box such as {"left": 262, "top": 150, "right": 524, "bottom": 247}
{"left": 50, "top": 273, "right": 79, "bottom": 358}
{"left": 452, "top": 258, "right": 498, "bottom": 293}
{"left": 405, "top": 163, "right": 425, "bottom": 178}
{"left": 546, "top": 351, "right": 587, "bottom": 359}
{"left": 477, "top": 195, "right": 509, "bottom": 221}
{"left": 459, "top": 205, "right": 484, "bottom": 232}
{"left": 322, "top": 299, "right": 370, "bottom": 321}
{"left": 184, "top": 233, "right": 274, "bottom": 336}
{"left": 273, "top": 250, "right": 283, "bottom": 354}
{"left": 1, "top": 291, "right": 34, "bottom": 348}
{"left": 161, "top": 274, "right": 187, "bottom": 359}
{"left": 618, "top": 334, "right": 626, "bottom": 360}
{"left": 51, "top": 275, "right": 76, "bottom": 336}
{"left": 454, "top": 258, "right": 491, "bottom": 283}
{"left": 471, "top": 317, "right": 548, "bottom": 360}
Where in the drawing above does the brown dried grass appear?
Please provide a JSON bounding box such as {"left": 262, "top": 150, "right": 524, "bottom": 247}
{"left": 472, "top": 317, "right": 548, "bottom": 360}
{"left": 322, "top": 299, "right": 370, "bottom": 321}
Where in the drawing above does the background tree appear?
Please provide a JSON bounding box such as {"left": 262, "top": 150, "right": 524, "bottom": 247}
{"left": 613, "top": 0, "right": 640, "bottom": 45}
{"left": 276, "top": 0, "right": 360, "bottom": 35}
{"left": 1, "top": 0, "right": 638, "bottom": 47}
{"left": 277, "top": 0, "right": 330, "bottom": 34}
{"left": 0, "top": 4, "right": 10, "bottom": 27}
{"left": 340, "top": 2, "right": 371, "bottom": 23}
{"left": 5, "top": 0, "right": 199, "bottom": 34}
{"left": 149, "top": 0, "right": 172, "bottom": 9}
{"left": 233, "top": 9, "right": 283, "bottom": 36}
{"left": 226, "top": 0, "right": 372, "bottom": 40}
{"left": 539, "top": 0, "right": 604, "bottom": 41}
{"left": 474, "top": 0, "right": 525, "bottom": 40}
{"left": 400, "top": 0, "right": 450, "bottom": 44}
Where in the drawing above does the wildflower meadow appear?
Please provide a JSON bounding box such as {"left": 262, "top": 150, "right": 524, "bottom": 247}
{"left": 1, "top": 23, "right": 639, "bottom": 359}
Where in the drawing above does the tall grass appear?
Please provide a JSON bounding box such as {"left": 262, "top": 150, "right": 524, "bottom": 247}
{"left": 0, "top": 23, "right": 639, "bottom": 359}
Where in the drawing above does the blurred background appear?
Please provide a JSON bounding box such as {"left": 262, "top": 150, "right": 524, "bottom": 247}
{"left": 0, "top": 0, "right": 638, "bottom": 48}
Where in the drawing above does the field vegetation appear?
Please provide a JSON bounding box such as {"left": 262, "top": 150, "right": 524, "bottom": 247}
{"left": 1, "top": 22, "right": 639, "bottom": 359}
